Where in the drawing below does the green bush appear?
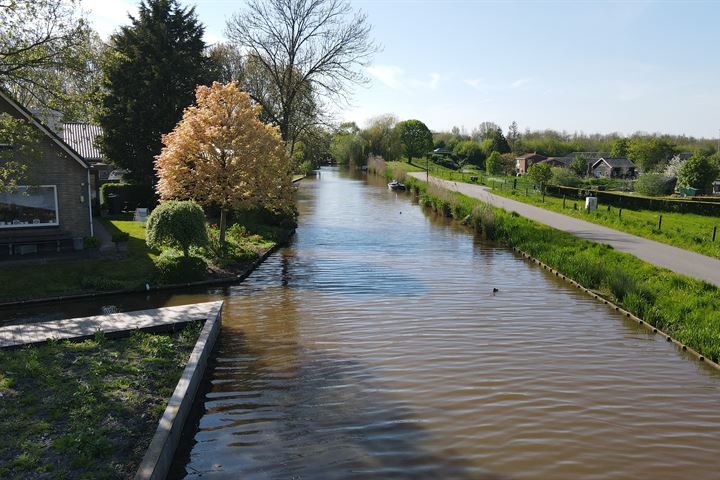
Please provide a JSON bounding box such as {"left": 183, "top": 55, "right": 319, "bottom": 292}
{"left": 551, "top": 167, "right": 581, "bottom": 187}
{"left": 153, "top": 250, "right": 207, "bottom": 284}
{"left": 146, "top": 200, "right": 208, "bottom": 257}
{"left": 297, "top": 160, "right": 314, "bottom": 176}
{"left": 634, "top": 173, "right": 675, "bottom": 197}
{"left": 527, "top": 163, "right": 553, "bottom": 187}
{"left": 83, "top": 236, "right": 101, "bottom": 250}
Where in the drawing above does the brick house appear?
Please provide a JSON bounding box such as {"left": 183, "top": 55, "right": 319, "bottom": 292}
{"left": 0, "top": 90, "right": 93, "bottom": 256}
{"left": 515, "top": 152, "right": 547, "bottom": 174}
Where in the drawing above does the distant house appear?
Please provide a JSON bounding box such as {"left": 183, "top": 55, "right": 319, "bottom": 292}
{"left": 568, "top": 152, "right": 609, "bottom": 176}
{"left": 515, "top": 152, "right": 547, "bottom": 174}
{"left": 670, "top": 152, "right": 693, "bottom": 163}
{"left": 712, "top": 180, "right": 720, "bottom": 196}
{"left": 0, "top": 90, "right": 93, "bottom": 256}
{"left": 591, "top": 157, "right": 637, "bottom": 179}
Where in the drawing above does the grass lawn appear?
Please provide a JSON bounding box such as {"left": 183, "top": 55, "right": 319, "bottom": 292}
{"left": 0, "top": 322, "right": 202, "bottom": 479}
{"left": 385, "top": 159, "right": 720, "bottom": 259}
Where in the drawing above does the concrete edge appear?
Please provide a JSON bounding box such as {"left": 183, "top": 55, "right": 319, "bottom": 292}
{"left": 510, "top": 246, "right": 720, "bottom": 371}
{"left": 134, "top": 300, "right": 224, "bottom": 480}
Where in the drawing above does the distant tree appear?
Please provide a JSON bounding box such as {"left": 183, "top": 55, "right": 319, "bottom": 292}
{"left": 155, "top": 82, "right": 293, "bottom": 244}
{"left": 395, "top": 119, "right": 433, "bottom": 164}
{"left": 627, "top": 136, "right": 676, "bottom": 172}
{"left": 527, "top": 163, "right": 553, "bottom": 188}
{"left": 471, "top": 121, "right": 501, "bottom": 142}
{"left": 570, "top": 155, "right": 587, "bottom": 177}
{"left": 453, "top": 140, "right": 485, "bottom": 168}
{"left": 677, "top": 155, "right": 719, "bottom": 195}
{"left": 610, "top": 138, "right": 629, "bottom": 158}
{"left": 330, "top": 122, "right": 366, "bottom": 165}
{"left": 361, "top": 114, "right": 401, "bottom": 161}
{"left": 507, "top": 121, "right": 520, "bottom": 153}
{"left": 98, "top": 0, "right": 212, "bottom": 185}
{"left": 146, "top": 200, "right": 208, "bottom": 257}
{"left": 225, "top": 0, "right": 377, "bottom": 146}
{"left": 485, "top": 151, "right": 503, "bottom": 175}
{"left": 484, "top": 128, "right": 511, "bottom": 155}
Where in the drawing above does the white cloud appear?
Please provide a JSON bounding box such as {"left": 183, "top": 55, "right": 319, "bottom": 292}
{"left": 511, "top": 77, "right": 532, "bottom": 88}
{"left": 464, "top": 78, "right": 484, "bottom": 90}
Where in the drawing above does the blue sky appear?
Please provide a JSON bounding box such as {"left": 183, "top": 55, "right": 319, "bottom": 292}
{"left": 86, "top": 0, "right": 720, "bottom": 138}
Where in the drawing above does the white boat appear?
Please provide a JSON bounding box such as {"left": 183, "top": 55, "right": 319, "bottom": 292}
{"left": 388, "top": 180, "right": 407, "bottom": 191}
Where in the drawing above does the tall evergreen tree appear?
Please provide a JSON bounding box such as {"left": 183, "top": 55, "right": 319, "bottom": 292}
{"left": 98, "top": 0, "right": 211, "bottom": 184}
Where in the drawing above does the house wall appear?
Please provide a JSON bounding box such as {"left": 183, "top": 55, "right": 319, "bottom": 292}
{"left": 0, "top": 98, "right": 91, "bottom": 241}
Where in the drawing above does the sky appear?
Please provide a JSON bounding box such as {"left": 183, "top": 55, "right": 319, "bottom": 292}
{"left": 84, "top": 0, "right": 720, "bottom": 138}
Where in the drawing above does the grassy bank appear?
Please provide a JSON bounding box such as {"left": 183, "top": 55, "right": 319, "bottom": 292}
{"left": 384, "top": 159, "right": 720, "bottom": 259}
{"left": 395, "top": 171, "right": 720, "bottom": 363}
{"left": 0, "top": 322, "right": 202, "bottom": 479}
{"left": 0, "top": 214, "right": 284, "bottom": 303}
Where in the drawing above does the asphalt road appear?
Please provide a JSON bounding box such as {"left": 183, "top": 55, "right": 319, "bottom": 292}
{"left": 408, "top": 172, "right": 720, "bottom": 286}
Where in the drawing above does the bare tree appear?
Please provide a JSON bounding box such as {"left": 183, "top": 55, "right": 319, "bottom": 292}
{"left": 225, "top": 0, "right": 377, "bottom": 147}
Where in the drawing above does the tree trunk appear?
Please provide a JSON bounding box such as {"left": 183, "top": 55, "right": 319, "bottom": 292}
{"left": 219, "top": 208, "right": 228, "bottom": 245}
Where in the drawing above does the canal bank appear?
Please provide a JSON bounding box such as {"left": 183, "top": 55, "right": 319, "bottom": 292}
{"left": 398, "top": 170, "right": 720, "bottom": 365}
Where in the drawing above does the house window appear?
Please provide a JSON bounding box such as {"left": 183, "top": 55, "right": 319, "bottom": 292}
{"left": 0, "top": 185, "right": 59, "bottom": 228}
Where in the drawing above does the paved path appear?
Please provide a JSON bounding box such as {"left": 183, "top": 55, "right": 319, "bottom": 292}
{"left": 0, "top": 301, "right": 223, "bottom": 348}
{"left": 409, "top": 172, "right": 720, "bottom": 286}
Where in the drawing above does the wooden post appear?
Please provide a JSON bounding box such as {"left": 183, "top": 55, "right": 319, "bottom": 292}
{"left": 713, "top": 226, "right": 717, "bottom": 242}
{"left": 619, "top": 208, "right": 622, "bottom": 220}
{"left": 563, "top": 195, "right": 566, "bottom": 209}
{"left": 658, "top": 215, "right": 662, "bottom": 231}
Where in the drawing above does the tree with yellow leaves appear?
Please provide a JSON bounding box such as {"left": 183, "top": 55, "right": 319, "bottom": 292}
{"left": 155, "top": 81, "right": 293, "bottom": 243}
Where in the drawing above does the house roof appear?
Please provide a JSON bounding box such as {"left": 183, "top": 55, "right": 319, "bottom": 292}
{"left": 516, "top": 152, "right": 547, "bottom": 161}
{"left": 0, "top": 89, "right": 88, "bottom": 169}
{"left": 433, "top": 147, "right": 454, "bottom": 156}
{"left": 673, "top": 152, "right": 693, "bottom": 161}
{"left": 592, "top": 157, "right": 636, "bottom": 169}
{"left": 62, "top": 123, "right": 104, "bottom": 161}
{"left": 541, "top": 156, "right": 573, "bottom": 166}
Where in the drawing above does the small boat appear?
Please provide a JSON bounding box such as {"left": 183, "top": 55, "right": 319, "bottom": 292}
{"left": 388, "top": 180, "right": 406, "bottom": 191}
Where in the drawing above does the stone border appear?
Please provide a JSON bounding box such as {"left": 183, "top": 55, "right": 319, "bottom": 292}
{"left": 134, "top": 301, "right": 224, "bottom": 480}
{"left": 510, "top": 246, "right": 720, "bottom": 371}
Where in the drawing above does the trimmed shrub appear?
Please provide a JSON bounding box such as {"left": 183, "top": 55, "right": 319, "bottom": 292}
{"left": 146, "top": 200, "right": 208, "bottom": 257}
{"left": 83, "top": 236, "right": 101, "bottom": 250}
{"left": 634, "top": 174, "right": 675, "bottom": 197}
{"left": 153, "top": 250, "right": 208, "bottom": 284}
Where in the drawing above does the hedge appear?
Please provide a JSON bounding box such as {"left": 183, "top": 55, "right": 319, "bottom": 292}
{"left": 544, "top": 184, "right": 720, "bottom": 215}
{"left": 99, "top": 183, "right": 157, "bottom": 210}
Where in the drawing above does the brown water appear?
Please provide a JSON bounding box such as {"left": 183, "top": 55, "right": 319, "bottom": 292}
{"left": 4, "top": 167, "right": 720, "bottom": 479}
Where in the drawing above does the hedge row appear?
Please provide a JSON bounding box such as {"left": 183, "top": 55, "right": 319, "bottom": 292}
{"left": 544, "top": 184, "right": 720, "bottom": 215}
{"left": 99, "top": 183, "right": 157, "bottom": 210}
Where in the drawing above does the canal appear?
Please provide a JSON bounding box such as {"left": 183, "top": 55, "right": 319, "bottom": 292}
{"left": 4, "top": 167, "right": 720, "bottom": 479}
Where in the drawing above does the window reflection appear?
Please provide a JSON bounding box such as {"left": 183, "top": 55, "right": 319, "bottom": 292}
{"left": 0, "top": 186, "right": 58, "bottom": 228}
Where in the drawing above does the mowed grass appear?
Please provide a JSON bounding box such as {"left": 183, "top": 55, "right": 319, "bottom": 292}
{"left": 0, "top": 216, "right": 159, "bottom": 302}
{"left": 0, "top": 322, "right": 202, "bottom": 479}
{"left": 399, "top": 173, "right": 720, "bottom": 364}
{"left": 386, "top": 159, "right": 720, "bottom": 259}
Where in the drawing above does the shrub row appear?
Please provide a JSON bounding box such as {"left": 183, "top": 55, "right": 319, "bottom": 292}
{"left": 544, "top": 184, "right": 720, "bottom": 215}
{"left": 404, "top": 175, "right": 720, "bottom": 363}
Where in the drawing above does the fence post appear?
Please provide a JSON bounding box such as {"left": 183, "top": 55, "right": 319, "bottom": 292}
{"left": 713, "top": 226, "right": 717, "bottom": 242}
{"left": 563, "top": 195, "right": 566, "bottom": 209}
{"left": 658, "top": 215, "right": 662, "bottom": 231}
{"left": 619, "top": 208, "right": 622, "bottom": 220}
